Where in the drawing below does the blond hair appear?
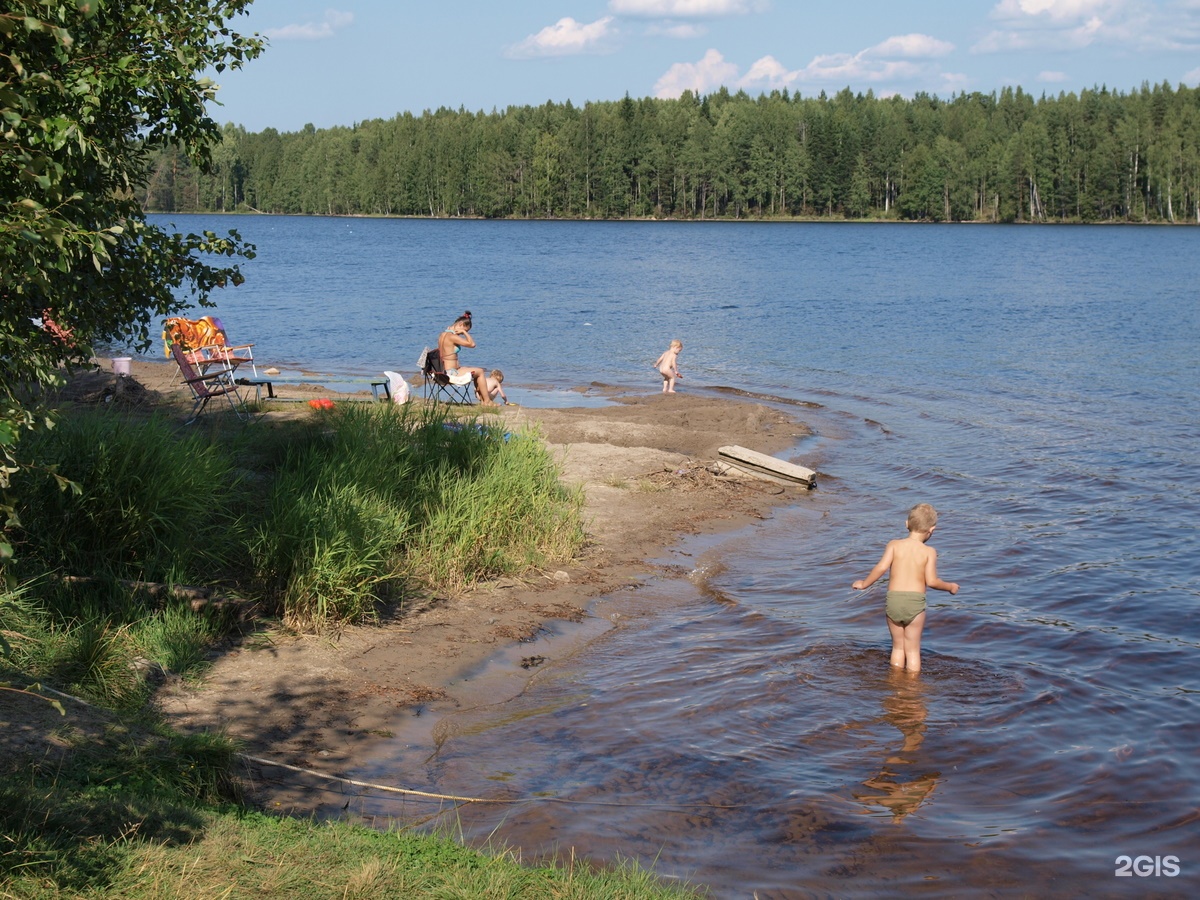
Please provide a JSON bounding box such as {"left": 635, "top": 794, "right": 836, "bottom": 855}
{"left": 489, "top": 369, "right": 503, "bottom": 382}
{"left": 906, "top": 503, "right": 938, "bottom": 533}
{"left": 670, "top": 339, "right": 683, "bottom": 350}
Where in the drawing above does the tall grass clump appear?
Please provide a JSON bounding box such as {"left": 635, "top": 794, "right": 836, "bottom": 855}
{"left": 249, "top": 404, "right": 584, "bottom": 627}
{"left": 403, "top": 419, "right": 585, "bottom": 591}
{"left": 2, "top": 576, "right": 224, "bottom": 712}
{"left": 12, "top": 411, "right": 247, "bottom": 584}
{"left": 250, "top": 403, "right": 431, "bottom": 628}
{"left": 0, "top": 582, "right": 136, "bottom": 708}
{"left": 132, "top": 601, "right": 222, "bottom": 675}
{"left": 0, "top": 580, "right": 51, "bottom": 669}
{"left": 8, "top": 400, "right": 585, "bottom": 635}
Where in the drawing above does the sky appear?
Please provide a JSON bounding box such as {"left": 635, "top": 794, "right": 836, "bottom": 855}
{"left": 208, "top": 0, "right": 1200, "bottom": 132}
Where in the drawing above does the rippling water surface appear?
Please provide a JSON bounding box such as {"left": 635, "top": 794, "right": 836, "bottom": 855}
{"left": 153, "top": 216, "right": 1199, "bottom": 896}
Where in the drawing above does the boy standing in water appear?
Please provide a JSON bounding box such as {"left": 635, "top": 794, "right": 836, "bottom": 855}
{"left": 655, "top": 339, "right": 683, "bottom": 393}
{"left": 852, "top": 503, "right": 959, "bottom": 673}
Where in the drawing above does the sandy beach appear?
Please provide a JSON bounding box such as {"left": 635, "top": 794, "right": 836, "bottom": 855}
{"left": 36, "top": 357, "right": 814, "bottom": 812}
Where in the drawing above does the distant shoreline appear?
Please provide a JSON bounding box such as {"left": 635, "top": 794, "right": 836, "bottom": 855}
{"left": 146, "top": 210, "right": 1194, "bottom": 226}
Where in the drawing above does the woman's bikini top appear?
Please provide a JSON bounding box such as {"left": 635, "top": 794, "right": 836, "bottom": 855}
{"left": 441, "top": 329, "right": 466, "bottom": 357}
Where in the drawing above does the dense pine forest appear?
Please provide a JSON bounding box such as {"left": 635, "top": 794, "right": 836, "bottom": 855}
{"left": 148, "top": 82, "right": 1200, "bottom": 223}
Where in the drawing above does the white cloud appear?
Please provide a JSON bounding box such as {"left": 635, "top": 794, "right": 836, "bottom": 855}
{"left": 653, "top": 48, "right": 740, "bottom": 97}
{"left": 646, "top": 22, "right": 708, "bottom": 38}
{"left": 1038, "top": 69, "right": 1070, "bottom": 81}
{"left": 991, "top": 0, "right": 1115, "bottom": 21}
{"left": 741, "top": 55, "right": 791, "bottom": 85}
{"left": 507, "top": 16, "right": 616, "bottom": 58}
{"left": 973, "top": 29, "right": 1032, "bottom": 51}
{"left": 974, "top": 13, "right": 1119, "bottom": 51}
{"left": 672, "top": 31, "right": 950, "bottom": 96}
{"left": 978, "top": 0, "right": 1200, "bottom": 53}
{"left": 939, "top": 72, "right": 971, "bottom": 93}
{"left": 610, "top": 0, "right": 762, "bottom": 16}
{"left": 264, "top": 10, "right": 353, "bottom": 41}
{"left": 777, "top": 53, "right": 923, "bottom": 85}
{"left": 1186, "top": 66, "right": 1200, "bottom": 85}
{"left": 864, "top": 33, "right": 955, "bottom": 59}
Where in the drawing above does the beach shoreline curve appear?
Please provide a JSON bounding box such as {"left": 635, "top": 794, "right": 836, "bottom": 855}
{"left": 64, "top": 357, "right": 813, "bottom": 814}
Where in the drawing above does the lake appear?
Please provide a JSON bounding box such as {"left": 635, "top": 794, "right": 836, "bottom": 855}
{"left": 150, "top": 215, "right": 1199, "bottom": 897}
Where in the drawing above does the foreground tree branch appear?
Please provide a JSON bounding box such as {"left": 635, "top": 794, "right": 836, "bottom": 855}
{"left": 0, "top": 1, "right": 265, "bottom": 558}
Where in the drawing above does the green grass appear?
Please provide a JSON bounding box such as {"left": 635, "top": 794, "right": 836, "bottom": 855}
{"left": 403, "top": 418, "right": 585, "bottom": 591}
{"left": 0, "top": 684, "right": 242, "bottom": 895}
{"left": 12, "top": 412, "right": 248, "bottom": 585}
{"left": 247, "top": 403, "right": 584, "bottom": 627}
{"left": 2, "top": 789, "right": 697, "bottom": 898}
{"left": 3, "top": 401, "right": 583, "bottom": 684}
{"left": 10, "top": 402, "right": 584, "bottom": 630}
{"left": 1, "top": 579, "right": 227, "bottom": 712}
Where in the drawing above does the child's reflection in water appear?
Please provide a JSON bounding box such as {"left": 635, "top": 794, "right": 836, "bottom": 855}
{"left": 853, "top": 668, "right": 942, "bottom": 823}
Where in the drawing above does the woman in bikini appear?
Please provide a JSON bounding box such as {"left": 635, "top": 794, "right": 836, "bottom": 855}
{"left": 437, "top": 310, "right": 493, "bottom": 405}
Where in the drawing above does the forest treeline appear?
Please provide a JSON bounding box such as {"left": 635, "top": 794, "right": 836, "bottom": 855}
{"left": 146, "top": 82, "right": 1200, "bottom": 223}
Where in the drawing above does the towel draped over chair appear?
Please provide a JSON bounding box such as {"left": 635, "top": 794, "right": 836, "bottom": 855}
{"left": 164, "top": 316, "right": 256, "bottom": 423}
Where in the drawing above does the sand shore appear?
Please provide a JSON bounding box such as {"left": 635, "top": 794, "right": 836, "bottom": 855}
{"left": 49, "top": 357, "right": 815, "bottom": 812}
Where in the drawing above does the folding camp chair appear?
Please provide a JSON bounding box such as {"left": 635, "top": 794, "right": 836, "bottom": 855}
{"left": 170, "top": 343, "right": 249, "bottom": 424}
{"left": 419, "top": 347, "right": 475, "bottom": 404}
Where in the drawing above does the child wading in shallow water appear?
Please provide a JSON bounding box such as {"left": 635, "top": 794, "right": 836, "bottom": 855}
{"left": 852, "top": 503, "right": 960, "bottom": 673}
{"left": 654, "top": 339, "right": 683, "bottom": 393}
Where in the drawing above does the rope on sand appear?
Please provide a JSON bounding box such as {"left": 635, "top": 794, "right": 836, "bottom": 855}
{"left": 240, "top": 753, "right": 741, "bottom": 810}
{"left": 241, "top": 754, "right": 491, "bottom": 803}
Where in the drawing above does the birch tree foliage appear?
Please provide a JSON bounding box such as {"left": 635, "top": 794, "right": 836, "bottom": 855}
{"left": 0, "top": 1, "right": 264, "bottom": 559}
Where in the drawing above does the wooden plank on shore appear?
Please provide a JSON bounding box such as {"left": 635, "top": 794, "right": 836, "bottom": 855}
{"left": 717, "top": 445, "right": 816, "bottom": 488}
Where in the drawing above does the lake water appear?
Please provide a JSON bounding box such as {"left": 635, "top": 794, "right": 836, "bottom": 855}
{"left": 151, "top": 215, "right": 1199, "bottom": 897}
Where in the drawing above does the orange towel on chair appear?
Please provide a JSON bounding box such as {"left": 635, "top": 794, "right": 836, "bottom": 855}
{"left": 163, "top": 316, "right": 228, "bottom": 355}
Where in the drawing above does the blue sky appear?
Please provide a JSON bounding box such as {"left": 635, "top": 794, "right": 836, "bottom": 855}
{"left": 210, "top": 0, "right": 1200, "bottom": 132}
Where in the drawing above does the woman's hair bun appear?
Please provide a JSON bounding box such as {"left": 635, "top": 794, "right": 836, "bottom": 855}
{"left": 463, "top": 310, "right": 472, "bottom": 318}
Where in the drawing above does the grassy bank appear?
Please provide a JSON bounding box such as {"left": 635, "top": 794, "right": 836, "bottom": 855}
{"left": 10, "top": 401, "right": 584, "bottom": 628}
{"left": 0, "top": 682, "right": 693, "bottom": 898}
{"left": 0, "top": 403, "right": 694, "bottom": 897}
{"left": 0, "top": 681, "right": 695, "bottom": 898}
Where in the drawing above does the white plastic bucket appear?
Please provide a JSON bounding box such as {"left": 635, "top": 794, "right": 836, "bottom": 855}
{"left": 112, "top": 357, "right": 132, "bottom": 377}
